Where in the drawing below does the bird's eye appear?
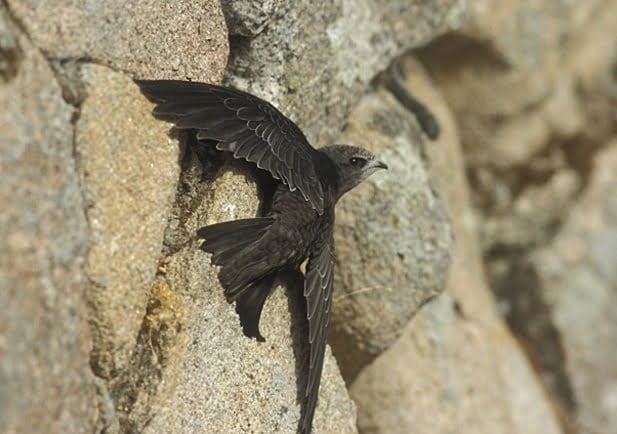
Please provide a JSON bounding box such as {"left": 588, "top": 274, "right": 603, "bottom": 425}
{"left": 349, "top": 157, "right": 367, "bottom": 167}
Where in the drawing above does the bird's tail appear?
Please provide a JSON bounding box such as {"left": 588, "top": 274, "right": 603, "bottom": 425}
{"left": 198, "top": 217, "right": 276, "bottom": 340}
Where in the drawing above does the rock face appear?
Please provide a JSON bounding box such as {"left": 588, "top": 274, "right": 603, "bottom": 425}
{"left": 348, "top": 58, "right": 563, "bottom": 434}
{"left": 0, "top": 9, "right": 97, "bottom": 432}
{"left": 526, "top": 142, "right": 617, "bottom": 433}
{"left": 6, "top": 0, "right": 228, "bottom": 83}
{"left": 329, "top": 87, "right": 452, "bottom": 383}
{"left": 418, "top": 1, "right": 617, "bottom": 433}
{"left": 76, "top": 64, "right": 182, "bottom": 379}
{"left": 103, "top": 151, "right": 358, "bottom": 433}
{"left": 224, "top": 0, "right": 467, "bottom": 145}
{"left": 3, "top": 0, "right": 616, "bottom": 433}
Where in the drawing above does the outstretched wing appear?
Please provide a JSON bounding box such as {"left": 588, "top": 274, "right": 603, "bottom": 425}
{"left": 301, "top": 235, "right": 335, "bottom": 433}
{"left": 135, "top": 79, "right": 325, "bottom": 214}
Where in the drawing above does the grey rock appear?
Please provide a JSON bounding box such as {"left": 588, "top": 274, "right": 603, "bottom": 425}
{"left": 5, "top": 0, "right": 229, "bottom": 83}
{"left": 225, "top": 0, "right": 466, "bottom": 146}
{"left": 420, "top": 0, "right": 606, "bottom": 166}
{"left": 349, "top": 57, "right": 562, "bottom": 434}
{"left": 351, "top": 294, "right": 563, "bottom": 434}
{"left": 418, "top": 0, "right": 616, "bottom": 255}
{"left": 221, "top": 0, "right": 277, "bottom": 36}
{"left": 0, "top": 13, "right": 97, "bottom": 433}
{"left": 0, "top": 6, "right": 22, "bottom": 81}
{"left": 419, "top": 3, "right": 617, "bottom": 431}
{"left": 75, "top": 64, "right": 181, "bottom": 378}
{"left": 329, "top": 85, "right": 452, "bottom": 382}
{"left": 528, "top": 141, "right": 617, "bottom": 433}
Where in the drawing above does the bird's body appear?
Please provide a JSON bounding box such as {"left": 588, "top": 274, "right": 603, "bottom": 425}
{"left": 135, "top": 79, "right": 387, "bottom": 433}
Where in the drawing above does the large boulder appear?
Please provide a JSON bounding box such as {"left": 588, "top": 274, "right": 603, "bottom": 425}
{"left": 418, "top": 2, "right": 617, "bottom": 431}
{"left": 511, "top": 141, "right": 617, "bottom": 433}
{"left": 75, "top": 64, "right": 182, "bottom": 378}
{"left": 6, "top": 0, "right": 228, "bottom": 83}
{"left": 329, "top": 85, "right": 452, "bottom": 383}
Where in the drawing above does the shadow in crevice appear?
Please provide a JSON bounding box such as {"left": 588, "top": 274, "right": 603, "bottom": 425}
{"left": 417, "top": 32, "right": 512, "bottom": 74}
{"left": 108, "top": 278, "right": 187, "bottom": 433}
{"left": 159, "top": 128, "right": 278, "bottom": 258}
{"left": 491, "top": 258, "right": 579, "bottom": 433}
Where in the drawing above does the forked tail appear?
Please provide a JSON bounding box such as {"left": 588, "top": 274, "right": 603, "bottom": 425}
{"left": 198, "top": 217, "right": 276, "bottom": 341}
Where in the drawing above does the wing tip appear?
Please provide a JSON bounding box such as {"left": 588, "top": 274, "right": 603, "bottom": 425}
{"left": 133, "top": 78, "right": 169, "bottom": 103}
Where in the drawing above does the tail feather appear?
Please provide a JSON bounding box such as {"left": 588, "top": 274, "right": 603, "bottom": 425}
{"left": 198, "top": 217, "right": 275, "bottom": 300}
{"left": 235, "top": 273, "right": 276, "bottom": 342}
{"left": 198, "top": 217, "right": 278, "bottom": 341}
{"left": 198, "top": 218, "right": 273, "bottom": 244}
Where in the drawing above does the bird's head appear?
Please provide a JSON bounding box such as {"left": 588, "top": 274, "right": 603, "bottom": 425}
{"left": 320, "top": 145, "right": 388, "bottom": 199}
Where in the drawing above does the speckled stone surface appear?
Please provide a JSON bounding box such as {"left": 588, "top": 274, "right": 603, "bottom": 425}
{"left": 119, "top": 157, "right": 358, "bottom": 433}
{"left": 348, "top": 58, "right": 562, "bottom": 434}
{"left": 0, "top": 11, "right": 97, "bottom": 432}
{"left": 6, "top": 0, "right": 229, "bottom": 82}
{"left": 75, "top": 64, "right": 181, "bottom": 378}
{"left": 530, "top": 141, "right": 617, "bottom": 433}
{"left": 225, "top": 0, "right": 466, "bottom": 146}
{"left": 329, "top": 86, "right": 452, "bottom": 382}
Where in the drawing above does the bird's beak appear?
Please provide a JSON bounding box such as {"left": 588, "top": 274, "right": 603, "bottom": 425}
{"left": 361, "top": 159, "right": 388, "bottom": 181}
{"left": 372, "top": 160, "right": 388, "bottom": 170}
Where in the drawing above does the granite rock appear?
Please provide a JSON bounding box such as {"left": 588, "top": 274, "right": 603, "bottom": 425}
{"left": 418, "top": 3, "right": 617, "bottom": 431}
{"left": 107, "top": 151, "right": 358, "bottom": 433}
{"left": 0, "top": 10, "right": 97, "bottom": 432}
{"left": 418, "top": 0, "right": 617, "bottom": 257}
{"left": 75, "top": 65, "right": 181, "bottom": 378}
{"left": 329, "top": 85, "right": 452, "bottom": 383}
{"left": 349, "top": 57, "right": 563, "bottom": 434}
{"left": 225, "top": 0, "right": 467, "bottom": 146}
{"left": 522, "top": 141, "right": 617, "bottom": 433}
{"left": 6, "top": 0, "right": 228, "bottom": 83}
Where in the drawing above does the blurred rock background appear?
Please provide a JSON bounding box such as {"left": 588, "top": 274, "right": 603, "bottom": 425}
{"left": 1, "top": 0, "right": 615, "bottom": 433}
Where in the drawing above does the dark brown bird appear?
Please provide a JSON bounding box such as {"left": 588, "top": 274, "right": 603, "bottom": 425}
{"left": 135, "top": 79, "right": 387, "bottom": 433}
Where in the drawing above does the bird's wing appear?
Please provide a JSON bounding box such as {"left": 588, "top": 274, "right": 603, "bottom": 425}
{"left": 301, "top": 235, "right": 335, "bottom": 433}
{"left": 135, "top": 79, "right": 325, "bottom": 214}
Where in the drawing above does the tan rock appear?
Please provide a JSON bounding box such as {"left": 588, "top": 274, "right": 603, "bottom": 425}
{"left": 0, "top": 9, "right": 97, "bottom": 432}
{"left": 418, "top": 1, "right": 616, "bottom": 255}
{"left": 419, "top": 0, "right": 604, "bottom": 165}
{"left": 225, "top": 0, "right": 467, "bottom": 145}
{"left": 5, "top": 0, "right": 228, "bottom": 83}
{"left": 76, "top": 65, "right": 181, "bottom": 378}
{"left": 107, "top": 153, "right": 357, "bottom": 432}
{"left": 417, "top": 3, "right": 617, "bottom": 432}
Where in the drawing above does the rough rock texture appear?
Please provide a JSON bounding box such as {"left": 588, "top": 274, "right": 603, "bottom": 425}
{"left": 419, "top": 1, "right": 617, "bottom": 257}
{"left": 420, "top": 0, "right": 606, "bottom": 168}
{"left": 4, "top": 0, "right": 617, "bottom": 433}
{"left": 76, "top": 65, "right": 181, "bottom": 378}
{"left": 0, "top": 9, "right": 97, "bottom": 432}
{"left": 221, "top": 0, "right": 277, "bottom": 37}
{"left": 6, "top": 0, "right": 228, "bottom": 83}
{"left": 515, "top": 142, "right": 617, "bottom": 433}
{"left": 329, "top": 88, "right": 452, "bottom": 383}
{"left": 101, "top": 150, "right": 357, "bottom": 433}
{"left": 224, "top": 0, "right": 466, "bottom": 145}
{"left": 349, "top": 58, "right": 562, "bottom": 434}
{"left": 418, "top": 1, "right": 617, "bottom": 433}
